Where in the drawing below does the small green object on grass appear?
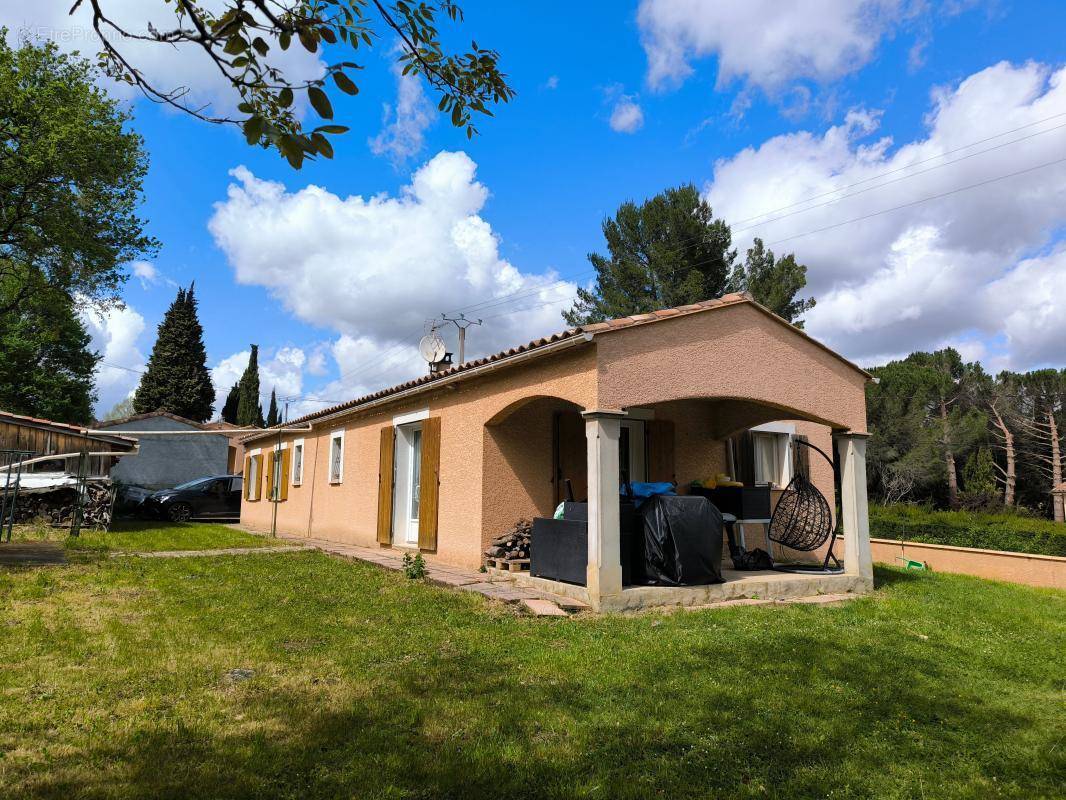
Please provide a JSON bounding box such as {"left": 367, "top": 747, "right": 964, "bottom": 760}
{"left": 402, "top": 551, "right": 426, "bottom": 580}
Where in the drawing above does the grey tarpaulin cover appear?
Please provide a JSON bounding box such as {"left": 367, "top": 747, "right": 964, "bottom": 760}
{"left": 638, "top": 495, "right": 724, "bottom": 586}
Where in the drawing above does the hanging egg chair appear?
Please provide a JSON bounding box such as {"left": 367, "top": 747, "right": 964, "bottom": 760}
{"left": 766, "top": 439, "right": 843, "bottom": 573}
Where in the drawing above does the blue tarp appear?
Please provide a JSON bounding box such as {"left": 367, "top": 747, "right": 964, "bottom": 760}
{"left": 622, "top": 481, "right": 676, "bottom": 508}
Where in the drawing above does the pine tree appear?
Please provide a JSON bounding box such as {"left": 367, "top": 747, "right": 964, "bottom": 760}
{"left": 0, "top": 278, "right": 99, "bottom": 424}
{"left": 221, "top": 383, "right": 240, "bottom": 424}
{"left": 732, "top": 239, "right": 816, "bottom": 327}
{"left": 266, "top": 389, "right": 279, "bottom": 427}
{"left": 236, "top": 344, "right": 263, "bottom": 427}
{"left": 563, "top": 186, "right": 815, "bottom": 327}
{"left": 132, "top": 284, "right": 215, "bottom": 422}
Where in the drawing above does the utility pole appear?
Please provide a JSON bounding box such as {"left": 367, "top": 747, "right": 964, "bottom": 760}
{"left": 438, "top": 313, "right": 483, "bottom": 365}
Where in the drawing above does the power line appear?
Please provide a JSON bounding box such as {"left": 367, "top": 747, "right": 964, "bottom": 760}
{"left": 732, "top": 120, "right": 1066, "bottom": 234}
{"left": 766, "top": 154, "right": 1066, "bottom": 246}
{"left": 730, "top": 110, "right": 1066, "bottom": 226}
{"left": 99, "top": 361, "right": 144, "bottom": 374}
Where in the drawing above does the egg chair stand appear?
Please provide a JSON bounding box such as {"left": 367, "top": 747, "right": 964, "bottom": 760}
{"left": 767, "top": 439, "right": 843, "bottom": 574}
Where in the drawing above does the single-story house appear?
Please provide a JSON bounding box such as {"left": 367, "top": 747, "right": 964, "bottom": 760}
{"left": 94, "top": 411, "right": 243, "bottom": 491}
{"left": 240, "top": 294, "right": 875, "bottom": 611}
{"left": 0, "top": 409, "right": 136, "bottom": 475}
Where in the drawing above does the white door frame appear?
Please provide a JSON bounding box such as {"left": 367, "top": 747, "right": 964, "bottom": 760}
{"left": 392, "top": 421, "right": 423, "bottom": 547}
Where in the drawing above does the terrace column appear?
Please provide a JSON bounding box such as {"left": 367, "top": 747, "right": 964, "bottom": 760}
{"left": 837, "top": 432, "right": 874, "bottom": 583}
{"left": 583, "top": 410, "right": 626, "bottom": 610}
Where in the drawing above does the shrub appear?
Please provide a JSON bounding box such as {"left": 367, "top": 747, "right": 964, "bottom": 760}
{"left": 402, "top": 552, "right": 426, "bottom": 580}
{"left": 870, "top": 504, "right": 1066, "bottom": 557}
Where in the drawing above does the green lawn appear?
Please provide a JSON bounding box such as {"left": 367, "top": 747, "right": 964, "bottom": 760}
{"left": 11, "top": 520, "right": 293, "bottom": 553}
{"left": 0, "top": 534, "right": 1062, "bottom": 799}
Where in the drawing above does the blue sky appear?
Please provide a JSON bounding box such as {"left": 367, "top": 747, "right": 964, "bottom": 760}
{"left": 8, "top": 1, "right": 1066, "bottom": 416}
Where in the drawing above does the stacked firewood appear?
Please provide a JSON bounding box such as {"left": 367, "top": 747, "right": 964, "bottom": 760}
{"left": 484, "top": 518, "right": 533, "bottom": 560}
{"left": 8, "top": 483, "right": 116, "bottom": 529}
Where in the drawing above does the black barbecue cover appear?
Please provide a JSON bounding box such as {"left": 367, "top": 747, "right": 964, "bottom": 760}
{"left": 638, "top": 495, "right": 724, "bottom": 586}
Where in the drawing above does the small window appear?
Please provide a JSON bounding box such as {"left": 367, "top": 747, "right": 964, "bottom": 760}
{"left": 231, "top": 477, "right": 243, "bottom": 495}
{"left": 753, "top": 432, "right": 791, "bottom": 487}
{"left": 329, "top": 430, "right": 345, "bottom": 483}
{"left": 292, "top": 440, "right": 304, "bottom": 486}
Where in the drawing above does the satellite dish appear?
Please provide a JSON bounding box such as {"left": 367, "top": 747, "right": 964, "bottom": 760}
{"left": 418, "top": 333, "right": 447, "bottom": 363}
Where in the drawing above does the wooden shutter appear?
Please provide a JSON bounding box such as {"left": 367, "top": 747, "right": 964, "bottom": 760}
{"left": 647, "top": 419, "right": 675, "bottom": 484}
{"left": 735, "top": 431, "right": 756, "bottom": 485}
{"left": 265, "top": 450, "right": 276, "bottom": 501}
{"left": 376, "top": 426, "right": 395, "bottom": 544}
{"left": 418, "top": 416, "right": 441, "bottom": 552}
{"left": 792, "top": 435, "right": 811, "bottom": 481}
{"left": 251, "top": 454, "right": 263, "bottom": 500}
{"left": 243, "top": 454, "right": 251, "bottom": 489}
{"left": 279, "top": 448, "right": 291, "bottom": 501}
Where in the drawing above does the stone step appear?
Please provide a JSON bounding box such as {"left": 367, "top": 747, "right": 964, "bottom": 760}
{"left": 521, "top": 598, "right": 568, "bottom": 617}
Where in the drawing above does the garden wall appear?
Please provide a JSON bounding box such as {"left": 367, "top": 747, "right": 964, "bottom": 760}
{"left": 835, "top": 536, "right": 1066, "bottom": 590}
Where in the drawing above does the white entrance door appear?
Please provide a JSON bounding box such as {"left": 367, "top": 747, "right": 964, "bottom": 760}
{"left": 392, "top": 423, "right": 423, "bottom": 546}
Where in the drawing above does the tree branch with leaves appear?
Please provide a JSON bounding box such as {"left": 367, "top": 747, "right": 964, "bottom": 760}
{"left": 76, "top": 0, "right": 515, "bottom": 168}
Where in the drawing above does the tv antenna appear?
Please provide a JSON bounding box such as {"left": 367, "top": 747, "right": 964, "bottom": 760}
{"left": 438, "top": 313, "right": 482, "bottom": 365}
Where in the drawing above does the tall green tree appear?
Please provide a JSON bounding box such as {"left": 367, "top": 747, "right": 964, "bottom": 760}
{"left": 866, "top": 349, "right": 986, "bottom": 508}
{"left": 0, "top": 278, "right": 98, "bottom": 424}
{"left": 221, "top": 383, "right": 241, "bottom": 424}
{"left": 266, "top": 389, "right": 280, "bottom": 427}
{"left": 0, "top": 35, "right": 155, "bottom": 315}
{"left": 132, "top": 285, "right": 215, "bottom": 422}
{"left": 564, "top": 185, "right": 735, "bottom": 325}
{"left": 236, "top": 345, "right": 264, "bottom": 428}
{"left": 563, "top": 185, "right": 815, "bottom": 326}
{"left": 82, "top": 2, "right": 515, "bottom": 168}
{"left": 732, "top": 239, "right": 816, "bottom": 327}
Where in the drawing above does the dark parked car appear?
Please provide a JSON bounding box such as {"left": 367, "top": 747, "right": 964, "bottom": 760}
{"left": 141, "top": 475, "right": 243, "bottom": 522}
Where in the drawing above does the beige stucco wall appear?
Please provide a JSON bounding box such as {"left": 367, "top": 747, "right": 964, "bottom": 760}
{"left": 836, "top": 537, "right": 1066, "bottom": 590}
{"left": 241, "top": 302, "right": 869, "bottom": 570}
{"left": 242, "top": 344, "right": 598, "bottom": 567}
{"left": 593, "top": 303, "right": 868, "bottom": 434}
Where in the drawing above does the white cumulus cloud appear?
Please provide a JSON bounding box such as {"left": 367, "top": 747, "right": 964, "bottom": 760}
{"left": 369, "top": 63, "right": 435, "bottom": 165}
{"left": 609, "top": 97, "right": 645, "bottom": 133}
{"left": 702, "top": 60, "right": 1066, "bottom": 369}
{"left": 80, "top": 302, "right": 147, "bottom": 415}
{"left": 211, "top": 346, "right": 308, "bottom": 418}
{"left": 639, "top": 0, "right": 914, "bottom": 92}
{"left": 208, "top": 150, "right": 577, "bottom": 404}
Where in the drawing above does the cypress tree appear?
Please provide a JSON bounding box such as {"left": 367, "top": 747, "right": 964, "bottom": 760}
{"left": 236, "top": 344, "right": 263, "bottom": 427}
{"left": 132, "top": 284, "right": 215, "bottom": 422}
{"left": 266, "top": 389, "right": 279, "bottom": 427}
{"left": 221, "top": 383, "right": 240, "bottom": 423}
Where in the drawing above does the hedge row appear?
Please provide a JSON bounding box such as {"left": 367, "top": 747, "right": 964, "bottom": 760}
{"left": 869, "top": 504, "right": 1066, "bottom": 558}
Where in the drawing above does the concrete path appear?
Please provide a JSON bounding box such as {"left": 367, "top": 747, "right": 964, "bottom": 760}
{"left": 287, "top": 535, "right": 586, "bottom": 614}
{"left": 0, "top": 541, "right": 67, "bottom": 566}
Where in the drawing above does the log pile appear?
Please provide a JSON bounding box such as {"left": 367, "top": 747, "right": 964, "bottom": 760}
{"left": 484, "top": 518, "right": 532, "bottom": 561}
{"left": 6, "top": 483, "right": 116, "bottom": 529}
